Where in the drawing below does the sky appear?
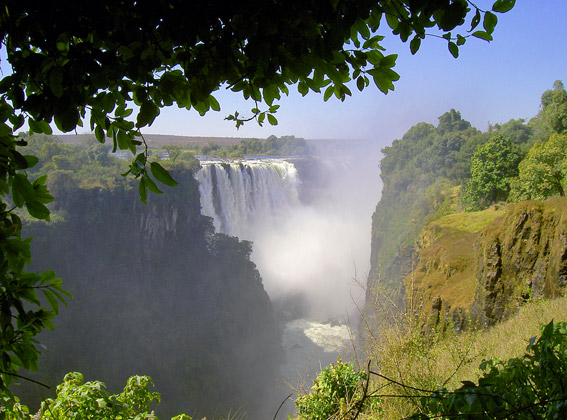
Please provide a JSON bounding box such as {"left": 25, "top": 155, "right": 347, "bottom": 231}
{"left": 147, "top": 0, "right": 567, "bottom": 150}
{"left": 1, "top": 2, "right": 565, "bottom": 150}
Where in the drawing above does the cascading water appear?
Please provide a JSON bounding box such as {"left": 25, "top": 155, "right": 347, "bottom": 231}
{"left": 195, "top": 159, "right": 300, "bottom": 239}
{"left": 194, "top": 151, "right": 380, "bottom": 417}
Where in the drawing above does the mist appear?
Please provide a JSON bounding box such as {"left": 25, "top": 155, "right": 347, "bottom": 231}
{"left": 252, "top": 145, "right": 382, "bottom": 321}
{"left": 196, "top": 140, "right": 382, "bottom": 322}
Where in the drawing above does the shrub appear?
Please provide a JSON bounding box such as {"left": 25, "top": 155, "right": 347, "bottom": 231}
{"left": 411, "top": 320, "right": 567, "bottom": 419}
{"left": 1, "top": 372, "right": 191, "bottom": 420}
{"left": 293, "top": 359, "right": 367, "bottom": 420}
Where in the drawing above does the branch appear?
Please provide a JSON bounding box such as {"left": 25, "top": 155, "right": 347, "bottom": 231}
{"left": 272, "top": 394, "right": 292, "bottom": 420}
{"left": 0, "top": 370, "right": 50, "bottom": 389}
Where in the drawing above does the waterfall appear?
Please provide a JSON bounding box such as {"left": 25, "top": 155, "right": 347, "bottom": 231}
{"left": 195, "top": 159, "right": 301, "bottom": 239}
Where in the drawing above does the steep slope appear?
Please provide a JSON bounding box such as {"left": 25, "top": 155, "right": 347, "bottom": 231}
{"left": 19, "top": 170, "right": 283, "bottom": 419}
{"left": 406, "top": 198, "right": 567, "bottom": 329}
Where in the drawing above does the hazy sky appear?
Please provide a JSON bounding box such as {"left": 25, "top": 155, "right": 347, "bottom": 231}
{"left": 148, "top": 1, "right": 567, "bottom": 149}
{"left": 2, "top": 2, "right": 565, "bottom": 150}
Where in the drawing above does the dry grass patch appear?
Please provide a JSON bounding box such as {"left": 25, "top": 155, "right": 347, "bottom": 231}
{"left": 358, "top": 295, "right": 567, "bottom": 419}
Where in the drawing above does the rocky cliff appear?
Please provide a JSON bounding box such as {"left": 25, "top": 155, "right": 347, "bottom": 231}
{"left": 20, "top": 170, "right": 283, "bottom": 419}
{"left": 405, "top": 198, "right": 567, "bottom": 330}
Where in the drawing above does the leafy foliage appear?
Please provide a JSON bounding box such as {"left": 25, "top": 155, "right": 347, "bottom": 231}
{"left": 294, "top": 359, "right": 367, "bottom": 420}
{"left": 201, "top": 135, "right": 310, "bottom": 159}
{"left": 2, "top": 372, "right": 192, "bottom": 420}
{"left": 410, "top": 320, "right": 567, "bottom": 419}
{"left": 462, "top": 134, "right": 521, "bottom": 211}
{"left": 510, "top": 133, "right": 567, "bottom": 201}
{"left": 531, "top": 80, "right": 567, "bottom": 138}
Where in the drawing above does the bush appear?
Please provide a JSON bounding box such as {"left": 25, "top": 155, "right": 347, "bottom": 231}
{"left": 411, "top": 320, "right": 567, "bottom": 419}
{"left": 1, "top": 372, "right": 191, "bottom": 420}
{"left": 293, "top": 359, "right": 367, "bottom": 420}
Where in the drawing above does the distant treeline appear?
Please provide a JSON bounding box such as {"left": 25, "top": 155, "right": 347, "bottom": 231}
{"left": 199, "top": 134, "right": 309, "bottom": 158}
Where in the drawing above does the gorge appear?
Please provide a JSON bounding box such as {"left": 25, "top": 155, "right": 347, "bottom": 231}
{"left": 17, "top": 139, "right": 380, "bottom": 419}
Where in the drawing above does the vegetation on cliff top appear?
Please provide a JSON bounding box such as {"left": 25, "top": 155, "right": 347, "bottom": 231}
{"left": 367, "top": 80, "right": 567, "bottom": 301}
{"left": 292, "top": 295, "right": 567, "bottom": 419}
{"left": 360, "top": 80, "right": 567, "bottom": 419}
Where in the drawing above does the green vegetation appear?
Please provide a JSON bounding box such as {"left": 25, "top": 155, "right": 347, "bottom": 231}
{"left": 510, "top": 133, "right": 567, "bottom": 201}
{"left": 411, "top": 320, "right": 567, "bottom": 418}
{"left": 295, "top": 295, "right": 567, "bottom": 419}
{"left": 294, "top": 359, "right": 367, "bottom": 420}
{"left": 3, "top": 372, "right": 190, "bottom": 420}
{"left": 199, "top": 135, "right": 310, "bottom": 159}
{"left": 0, "top": 0, "right": 515, "bottom": 397}
{"left": 367, "top": 81, "right": 567, "bottom": 303}
{"left": 462, "top": 134, "right": 521, "bottom": 211}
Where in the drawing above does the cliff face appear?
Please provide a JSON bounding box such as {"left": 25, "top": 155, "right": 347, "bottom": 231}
{"left": 22, "top": 171, "right": 283, "bottom": 419}
{"left": 405, "top": 198, "right": 567, "bottom": 329}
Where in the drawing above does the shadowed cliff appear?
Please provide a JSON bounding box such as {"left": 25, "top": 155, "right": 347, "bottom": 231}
{"left": 18, "top": 170, "right": 284, "bottom": 419}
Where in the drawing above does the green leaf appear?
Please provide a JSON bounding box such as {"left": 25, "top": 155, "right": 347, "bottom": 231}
{"left": 410, "top": 36, "right": 421, "bottom": 55}
{"left": 297, "top": 82, "right": 309, "bottom": 96}
{"left": 95, "top": 125, "right": 105, "bottom": 143}
{"left": 26, "top": 200, "right": 50, "bottom": 220}
{"left": 356, "top": 76, "right": 365, "bottom": 92}
{"left": 323, "top": 85, "right": 334, "bottom": 101}
{"left": 54, "top": 107, "right": 80, "bottom": 132}
{"left": 448, "top": 42, "right": 459, "bottom": 58}
{"left": 386, "top": 13, "right": 399, "bottom": 31}
{"left": 209, "top": 95, "right": 220, "bottom": 112}
{"left": 117, "top": 129, "right": 131, "bottom": 150}
{"left": 472, "top": 31, "right": 493, "bottom": 41}
{"left": 12, "top": 150, "right": 30, "bottom": 170}
{"left": 12, "top": 174, "right": 34, "bottom": 205}
{"left": 28, "top": 119, "right": 53, "bottom": 135}
{"left": 150, "top": 162, "right": 178, "bottom": 186}
{"left": 9, "top": 114, "right": 24, "bottom": 130}
{"left": 267, "top": 114, "right": 278, "bottom": 126}
{"left": 42, "top": 290, "right": 60, "bottom": 315}
{"left": 470, "top": 9, "right": 481, "bottom": 31}
{"left": 49, "top": 69, "right": 64, "bottom": 98}
{"left": 139, "top": 177, "right": 147, "bottom": 204}
{"left": 137, "top": 101, "right": 160, "bottom": 128}
{"left": 483, "top": 11, "right": 498, "bottom": 33}
{"left": 24, "top": 155, "right": 39, "bottom": 169}
{"left": 492, "top": 0, "right": 515, "bottom": 13}
{"left": 0, "top": 122, "right": 12, "bottom": 136}
{"left": 145, "top": 176, "right": 163, "bottom": 194}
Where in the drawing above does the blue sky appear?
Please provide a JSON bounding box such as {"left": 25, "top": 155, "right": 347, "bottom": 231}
{"left": 148, "top": 1, "right": 567, "bottom": 149}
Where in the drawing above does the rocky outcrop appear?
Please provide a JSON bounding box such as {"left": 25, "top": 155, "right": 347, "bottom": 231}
{"left": 473, "top": 198, "right": 567, "bottom": 325}
{"left": 405, "top": 198, "right": 567, "bottom": 330}
{"left": 22, "top": 171, "right": 283, "bottom": 419}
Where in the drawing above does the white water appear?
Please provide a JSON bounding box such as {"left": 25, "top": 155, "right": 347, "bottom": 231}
{"left": 195, "top": 159, "right": 300, "bottom": 239}
{"left": 195, "top": 154, "right": 379, "bottom": 321}
{"left": 194, "top": 151, "right": 380, "bottom": 418}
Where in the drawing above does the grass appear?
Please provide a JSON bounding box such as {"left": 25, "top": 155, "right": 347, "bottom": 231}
{"left": 429, "top": 205, "right": 506, "bottom": 236}
{"left": 355, "top": 294, "right": 567, "bottom": 419}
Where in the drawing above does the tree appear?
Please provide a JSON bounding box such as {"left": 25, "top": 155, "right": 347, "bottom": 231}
{"left": 0, "top": 0, "right": 515, "bottom": 394}
{"left": 509, "top": 133, "right": 567, "bottom": 202}
{"left": 463, "top": 134, "right": 521, "bottom": 211}
{"left": 164, "top": 145, "right": 182, "bottom": 162}
{"left": 530, "top": 80, "right": 567, "bottom": 141}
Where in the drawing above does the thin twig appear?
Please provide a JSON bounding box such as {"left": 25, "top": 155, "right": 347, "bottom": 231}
{"left": 0, "top": 370, "right": 50, "bottom": 388}
{"left": 272, "top": 394, "right": 292, "bottom": 420}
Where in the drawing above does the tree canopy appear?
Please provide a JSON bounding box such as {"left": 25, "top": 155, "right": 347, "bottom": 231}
{"left": 510, "top": 134, "right": 567, "bottom": 202}
{"left": 0, "top": 0, "right": 515, "bottom": 395}
{"left": 463, "top": 133, "right": 521, "bottom": 211}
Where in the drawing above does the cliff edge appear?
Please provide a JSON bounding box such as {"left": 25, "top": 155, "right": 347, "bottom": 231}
{"left": 405, "top": 198, "right": 567, "bottom": 330}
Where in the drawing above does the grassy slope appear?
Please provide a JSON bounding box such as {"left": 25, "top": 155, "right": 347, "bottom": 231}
{"left": 407, "top": 206, "right": 506, "bottom": 316}
{"left": 359, "top": 294, "right": 567, "bottom": 419}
